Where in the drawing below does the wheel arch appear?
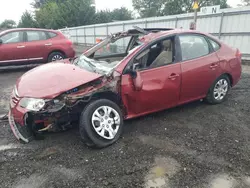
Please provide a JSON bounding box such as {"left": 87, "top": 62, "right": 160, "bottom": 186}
{"left": 90, "top": 91, "right": 127, "bottom": 116}
{"left": 48, "top": 50, "right": 66, "bottom": 60}
{"left": 221, "top": 73, "right": 233, "bottom": 86}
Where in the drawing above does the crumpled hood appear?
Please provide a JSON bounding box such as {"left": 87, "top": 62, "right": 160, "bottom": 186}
{"left": 16, "top": 61, "right": 102, "bottom": 99}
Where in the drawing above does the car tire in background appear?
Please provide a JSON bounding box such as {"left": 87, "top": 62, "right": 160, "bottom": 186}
{"left": 48, "top": 52, "right": 65, "bottom": 62}
{"left": 79, "top": 99, "right": 123, "bottom": 148}
{"left": 206, "top": 75, "right": 231, "bottom": 104}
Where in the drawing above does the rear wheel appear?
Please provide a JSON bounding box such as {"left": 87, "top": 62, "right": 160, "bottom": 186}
{"left": 79, "top": 99, "right": 123, "bottom": 148}
{"left": 48, "top": 52, "right": 65, "bottom": 62}
{"left": 206, "top": 75, "right": 230, "bottom": 104}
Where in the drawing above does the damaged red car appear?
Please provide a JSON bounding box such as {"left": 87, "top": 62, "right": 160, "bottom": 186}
{"left": 9, "top": 27, "right": 242, "bottom": 148}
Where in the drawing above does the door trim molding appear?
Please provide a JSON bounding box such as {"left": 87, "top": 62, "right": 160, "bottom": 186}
{"left": 0, "top": 57, "right": 44, "bottom": 63}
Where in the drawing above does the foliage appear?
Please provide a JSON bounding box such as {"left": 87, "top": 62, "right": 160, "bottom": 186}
{"left": 132, "top": 0, "right": 164, "bottom": 18}
{"left": 111, "top": 7, "right": 133, "bottom": 21}
{"left": 239, "top": 0, "right": 250, "bottom": 6}
{"left": 133, "top": 0, "right": 230, "bottom": 18}
{"left": 34, "top": 0, "right": 95, "bottom": 29}
{"left": 0, "top": 19, "right": 16, "bottom": 29}
{"left": 32, "top": 0, "right": 133, "bottom": 29}
{"left": 94, "top": 7, "right": 133, "bottom": 24}
{"left": 18, "top": 11, "right": 38, "bottom": 28}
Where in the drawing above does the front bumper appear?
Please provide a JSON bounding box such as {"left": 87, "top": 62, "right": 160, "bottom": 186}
{"left": 9, "top": 100, "right": 78, "bottom": 143}
{"left": 8, "top": 111, "right": 33, "bottom": 143}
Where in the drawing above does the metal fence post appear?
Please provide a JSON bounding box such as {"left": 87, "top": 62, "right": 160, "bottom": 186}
{"left": 145, "top": 20, "right": 148, "bottom": 28}
{"left": 175, "top": 17, "right": 178, "bottom": 28}
{"left": 84, "top": 27, "right": 86, "bottom": 45}
{"left": 94, "top": 25, "right": 96, "bottom": 44}
{"left": 218, "top": 12, "right": 224, "bottom": 39}
{"left": 75, "top": 29, "right": 78, "bottom": 44}
{"left": 123, "top": 22, "right": 125, "bottom": 31}
{"left": 106, "top": 24, "right": 109, "bottom": 36}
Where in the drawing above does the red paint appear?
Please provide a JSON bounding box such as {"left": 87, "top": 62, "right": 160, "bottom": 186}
{"left": 9, "top": 30, "right": 242, "bottom": 134}
{"left": 179, "top": 53, "right": 221, "bottom": 104}
{"left": 16, "top": 61, "right": 101, "bottom": 98}
{"left": 0, "top": 28, "right": 75, "bottom": 65}
{"left": 121, "top": 63, "right": 181, "bottom": 118}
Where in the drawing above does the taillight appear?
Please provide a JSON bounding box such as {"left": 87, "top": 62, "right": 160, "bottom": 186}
{"left": 66, "top": 40, "right": 73, "bottom": 46}
{"left": 236, "top": 48, "right": 242, "bottom": 59}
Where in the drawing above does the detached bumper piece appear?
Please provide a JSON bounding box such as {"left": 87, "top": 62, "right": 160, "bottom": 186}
{"left": 8, "top": 112, "right": 33, "bottom": 143}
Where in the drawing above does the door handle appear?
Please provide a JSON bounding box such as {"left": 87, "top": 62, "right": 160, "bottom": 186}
{"left": 168, "top": 73, "right": 179, "bottom": 80}
{"left": 210, "top": 64, "right": 218, "bottom": 69}
{"left": 45, "top": 43, "right": 52, "bottom": 46}
{"left": 17, "top": 45, "right": 25, "bottom": 48}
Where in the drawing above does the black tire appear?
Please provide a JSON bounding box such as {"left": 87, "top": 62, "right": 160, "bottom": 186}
{"left": 206, "top": 75, "right": 231, "bottom": 104}
{"left": 47, "top": 52, "right": 65, "bottom": 62}
{"left": 79, "top": 121, "right": 95, "bottom": 147}
{"left": 79, "top": 99, "right": 123, "bottom": 148}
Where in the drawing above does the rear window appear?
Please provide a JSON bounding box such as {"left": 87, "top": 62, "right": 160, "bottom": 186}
{"left": 208, "top": 38, "right": 220, "bottom": 51}
{"left": 47, "top": 32, "right": 57, "bottom": 38}
{"left": 26, "top": 31, "right": 47, "bottom": 42}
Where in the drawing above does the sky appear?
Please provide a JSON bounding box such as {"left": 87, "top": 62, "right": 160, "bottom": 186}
{"left": 0, "top": 0, "right": 243, "bottom": 23}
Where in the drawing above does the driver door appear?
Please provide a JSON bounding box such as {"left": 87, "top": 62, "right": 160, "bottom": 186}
{"left": 121, "top": 36, "right": 182, "bottom": 118}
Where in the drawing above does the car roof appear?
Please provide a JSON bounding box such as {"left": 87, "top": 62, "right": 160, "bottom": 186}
{"left": 141, "top": 29, "right": 216, "bottom": 43}
{"left": 0, "top": 28, "right": 58, "bottom": 35}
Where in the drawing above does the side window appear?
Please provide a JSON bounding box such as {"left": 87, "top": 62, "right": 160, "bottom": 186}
{"left": 94, "top": 36, "right": 132, "bottom": 57}
{"left": 47, "top": 32, "right": 57, "bottom": 38}
{"left": 0, "top": 31, "right": 23, "bottom": 44}
{"left": 27, "top": 31, "right": 47, "bottom": 42}
{"left": 208, "top": 38, "right": 220, "bottom": 51}
{"left": 133, "top": 38, "right": 174, "bottom": 71}
{"left": 179, "top": 35, "right": 210, "bottom": 61}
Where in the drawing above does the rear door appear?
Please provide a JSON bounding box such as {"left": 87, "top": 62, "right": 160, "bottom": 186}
{"left": 0, "top": 31, "right": 26, "bottom": 65}
{"left": 23, "top": 30, "right": 49, "bottom": 62}
{"left": 178, "top": 34, "right": 221, "bottom": 104}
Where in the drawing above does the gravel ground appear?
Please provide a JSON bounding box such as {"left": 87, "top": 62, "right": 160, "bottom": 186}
{"left": 0, "top": 66, "right": 250, "bottom": 188}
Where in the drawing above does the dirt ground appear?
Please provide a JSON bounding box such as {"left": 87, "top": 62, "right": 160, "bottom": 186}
{"left": 0, "top": 66, "right": 250, "bottom": 188}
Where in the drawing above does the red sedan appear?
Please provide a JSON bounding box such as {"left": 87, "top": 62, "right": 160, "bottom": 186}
{"left": 8, "top": 27, "right": 241, "bottom": 148}
{"left": 0, "top": 28, "right": 75, "bottom": 67}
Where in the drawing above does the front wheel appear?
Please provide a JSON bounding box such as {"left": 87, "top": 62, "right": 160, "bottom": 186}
{"left": 79, "top": 99, "right": 123, "bottom": 148}
{"left": 206, "top": 75, "right": 231, "bottom": 104}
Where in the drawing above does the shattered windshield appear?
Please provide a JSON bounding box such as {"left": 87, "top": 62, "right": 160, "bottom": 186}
{"left": 74, "top": 55, "right": 120, "bottom": 75}
{"left": 74, "top": 34, "right": 144, "bottom": 75}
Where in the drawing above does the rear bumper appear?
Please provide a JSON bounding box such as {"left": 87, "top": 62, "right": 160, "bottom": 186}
{"left": 65, "top": 47, "right": 76, "bottom": 58}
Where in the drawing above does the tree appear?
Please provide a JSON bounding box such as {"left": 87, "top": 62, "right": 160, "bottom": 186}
{"left": 18, "top": 11, "right": 38, "bottom": 28}
{"left": 111, "top": 7, "right": 133, "bottom": 21}
{"left": 133, "top": 0, "right": 230, "bottom": 18}
{"left": 31, "top": 0, "right": 66, "bottom": 9}
{"left": 94, "top": 10, "right": 113, "bottom": 24}
{"left": 94, "top": 7, "right": 133, "bottom": 24}
{"left": 133, "top": 0, "right": 164, "bottom": 18}
{"left": 34, "top": 0, "right": 96, "bottom": 29}
{"left": 0, "top": 19, "right": 16, "bottom": 29}
{"left": 238, "top": 0, "right": 250, "bottom": 6}
{"left": 32, "top": 0, "right": 133, "bottom": 29}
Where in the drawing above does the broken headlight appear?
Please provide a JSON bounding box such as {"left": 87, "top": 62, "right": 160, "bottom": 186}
{"left": 45, "top": 99, "right": 65, "bottom": 112}
{"left": 19, "top": 98, "right": 45, "bottom": 112}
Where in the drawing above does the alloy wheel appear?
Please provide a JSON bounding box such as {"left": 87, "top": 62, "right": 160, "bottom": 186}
{"left": 91, "top": 106, "right": 121, "bottom": 140}
{"left": 51, "top": 55, "right": 63, "bottom": 61}
{"left": 213, "top": 79, "right": 229, "bottom": 100}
